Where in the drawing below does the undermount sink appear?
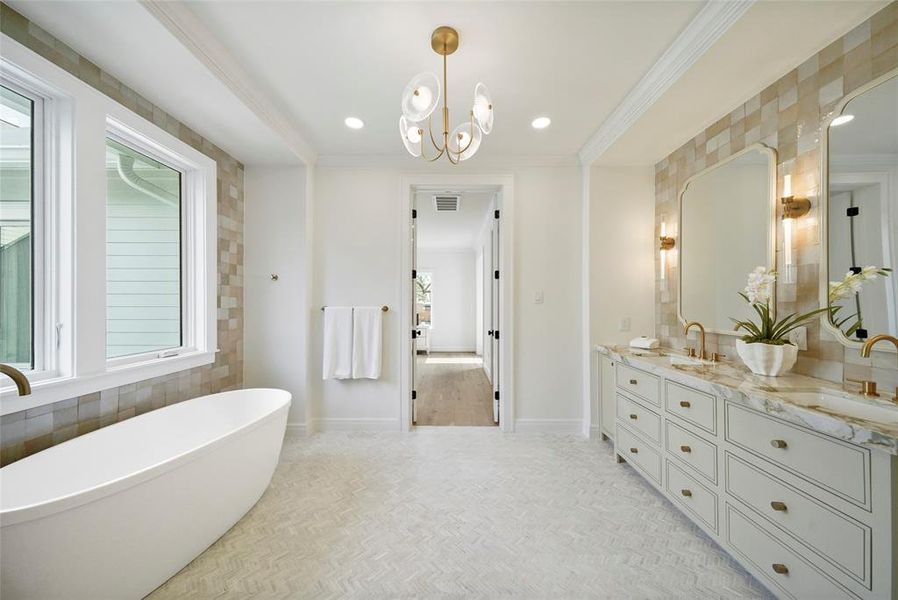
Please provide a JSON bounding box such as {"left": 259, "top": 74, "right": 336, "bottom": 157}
{"left": 783, "top": 391, "right": 898, "bottom": 425}
{"left": 667, "top": 354, "right": 714, "bottom": 366}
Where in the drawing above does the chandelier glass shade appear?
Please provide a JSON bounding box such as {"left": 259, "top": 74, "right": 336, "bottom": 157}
{"left": 400, "top": 26, "right": 493, "bottom": 164}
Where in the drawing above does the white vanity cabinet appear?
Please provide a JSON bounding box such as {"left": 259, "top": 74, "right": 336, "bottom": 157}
{"left": 603, "top": 358, "right": 898, "bottom": 600}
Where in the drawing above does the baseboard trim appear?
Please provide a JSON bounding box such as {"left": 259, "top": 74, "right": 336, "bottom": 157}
{"left": 513, "top": 418, "right": 583, "bottom": 433}
{"left": 311, "top": 417, "right": 401, "bottom": 432}
{"left": 285, "top": 423, "right": 307, "bottom": 436}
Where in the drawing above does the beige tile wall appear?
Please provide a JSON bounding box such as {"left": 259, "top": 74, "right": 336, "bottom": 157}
{"left": 0, "top": 3, "right": 244, "bottom": 465}
{"left": 655, "top": 2, "right": 897, "bottom": 387}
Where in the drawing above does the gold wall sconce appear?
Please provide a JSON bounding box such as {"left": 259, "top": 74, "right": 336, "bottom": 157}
{"left": 781, "top": 174, "right": 809, "bottom": 284}
{"left": 660, "top": 220, "right": 676, "bottom": 291}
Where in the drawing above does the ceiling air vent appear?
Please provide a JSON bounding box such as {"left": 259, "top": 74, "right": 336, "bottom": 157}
{"left": 434, "top": 194, "right": 461, "bottom": 212}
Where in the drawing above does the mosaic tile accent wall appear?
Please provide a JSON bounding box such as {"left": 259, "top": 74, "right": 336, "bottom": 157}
{"left": 0, "top": 3, "right": 244, "bottom": 466}
{"left": 655, "top": 2, "right": 897, "bottom": 387}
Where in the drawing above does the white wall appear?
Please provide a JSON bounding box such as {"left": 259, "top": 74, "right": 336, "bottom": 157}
{"left": 589, "top": 165, "right": 655, "bottom": 429}
{"left": 309, "top": 165, "right": 583, "bottom": 432}
{"left": 418, "top": 249, "right": 476, "bottom": 352}
{"left": 244, "top": 165, "right": 308, "bottom": 425}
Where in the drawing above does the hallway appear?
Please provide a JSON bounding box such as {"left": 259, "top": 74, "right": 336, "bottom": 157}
{"left": 415, "top": 352, "right": 494, "bottom": 426}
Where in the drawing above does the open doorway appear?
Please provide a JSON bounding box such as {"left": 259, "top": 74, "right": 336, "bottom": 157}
{"left": 412, "top": 186, "right": 498, "bottom": 426}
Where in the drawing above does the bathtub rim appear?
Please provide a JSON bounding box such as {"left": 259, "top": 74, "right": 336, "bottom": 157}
{"left": 0, "top": 388, "right": 291, "bottom": 526}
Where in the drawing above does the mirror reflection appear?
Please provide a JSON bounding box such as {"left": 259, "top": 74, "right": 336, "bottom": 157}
{"left": 826, "top": 72, "right": 898, "bottom": 342}
{"left": 679, "top": 145, "right": 775, "bottom": 334}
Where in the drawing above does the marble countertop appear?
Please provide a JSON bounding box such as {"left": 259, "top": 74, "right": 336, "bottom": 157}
{"left": 595, "top": 344, "right": 898, "bottom": 455}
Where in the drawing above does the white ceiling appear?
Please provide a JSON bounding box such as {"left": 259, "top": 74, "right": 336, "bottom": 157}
{"left": 5, "top": 0, "right": 298, "bottom": 165}
{"left": 415, "top": 188, "right": 494, "bottom": 251}
{"left": 3, "top": 0, "right": 889, "bottom": 168}
{"left": 597, "top": 0, "right": 889, "bottom": 166}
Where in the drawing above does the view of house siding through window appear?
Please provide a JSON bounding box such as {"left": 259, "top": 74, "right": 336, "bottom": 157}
{"left": 0, "top": 85, "right": 34, "bottom": 368}
{"left": 106, "top": 139, "right": 182, "bottom": 359}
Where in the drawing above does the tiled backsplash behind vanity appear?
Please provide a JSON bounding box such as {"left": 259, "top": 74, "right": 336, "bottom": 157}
{"left": 655, "top": 2, "right": 898, "bottom": 388}
{"left": 0, "top": 4, "right": 245, "bottom": 465}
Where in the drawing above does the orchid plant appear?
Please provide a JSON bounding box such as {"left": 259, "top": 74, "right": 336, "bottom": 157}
{"left": 732, "top": 267, "right": 834, "bottom": 346}
{"left": 828, "top": 266, "right": 892, "bottom": 337}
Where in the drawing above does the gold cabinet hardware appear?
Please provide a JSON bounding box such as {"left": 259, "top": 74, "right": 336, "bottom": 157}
{"left": 679, "top": 401, "right": 691, "bottom": 408}
{"left": 770, "top": 501, "right": 788, "bottom": 512}
{"left": 680, "top": 489, "right": 692, "bottom": 497}
{"left": 629, "top": 379, "right": 638, "bottom": 385}
{"left": 770, "top": 439, "right": 788, "bottom": 449}
{"left": 680, "top": 445, "right": 691, "bottom": 453}
{"left": 629, "top": 414, "right": 638, "bottom": 420}
{"left": 771, "top": 563, "right": 789, "bottom": 575}
{"left": 629, "top": 447, "right": 638, "bottom": 454}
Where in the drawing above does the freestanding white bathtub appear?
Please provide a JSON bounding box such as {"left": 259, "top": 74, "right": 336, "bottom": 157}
{"left": 0, "top": 388, "right": 291, "bottom": 600}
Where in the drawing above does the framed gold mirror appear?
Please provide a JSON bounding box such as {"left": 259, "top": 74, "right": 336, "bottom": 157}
{"left": 821, "top": 67, "right": 898, "bottom": 349}
{"left": 678, "top": 144, "right": 778, "bottom": 335}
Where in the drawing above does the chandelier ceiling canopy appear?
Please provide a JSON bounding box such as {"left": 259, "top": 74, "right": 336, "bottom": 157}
{"left": 399, "top": 26, "right": 493, "bottom": 164}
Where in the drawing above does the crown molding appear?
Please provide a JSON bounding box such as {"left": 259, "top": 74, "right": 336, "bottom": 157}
{"left": 140, "top": 0, "right": 317, "bottom": 166}
{"left": 578, "top": 0, "right": 754, "bottom": 166}
{"left": 316, "top": 153, "right": 580, "bottom": 169}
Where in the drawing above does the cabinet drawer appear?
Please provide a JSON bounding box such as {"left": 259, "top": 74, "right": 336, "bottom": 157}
{"left": 616, "top": 424, "right": 662, "bottom": 484}
{"left": 617, "top": 393, "right": 661, "bottom": 446}
{"left": 666, "top": 460, "right": 718, "bottom": 533}
{"left": 725, "top": 403, "right": 870, "bottom": 508}
{"left": 725, "top": 453, "right": 870, "bottom": 587}
{"left": 615, "top": 363, "right": 660, "bottom": 406}
{"left": 665, "top": 381, "right": 716, "bottom": 434}
{"left": 726, "top": 504, "right": 856, "bottom": 600}
{"left": 665, "top": 420, "right": 717, "bottom": 484}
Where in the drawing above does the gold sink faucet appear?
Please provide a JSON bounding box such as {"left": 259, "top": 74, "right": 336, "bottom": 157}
{"left": 859, "top": 334, "right": 898, "bottom": 402}
{"left": 0, "top": 364, "right": 31, "bottom": 396}
{"left": 684, "top": 321, "right": 708, "bottom": 361}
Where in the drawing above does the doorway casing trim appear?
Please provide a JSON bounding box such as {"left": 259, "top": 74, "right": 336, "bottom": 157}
{"left": 399, "top": 174, "right": 515, "bottom": 432}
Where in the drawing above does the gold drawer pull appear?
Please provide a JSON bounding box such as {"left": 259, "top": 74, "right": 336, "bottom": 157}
{"left": 680, "top": 489, "right": 692, "bottom": 497}
{"left": 680, "top": 445, "right": 691, "bottom": 453}
{"left": 629, "top": 447, "right": 638, "bottom": 454}
{"left": 771, "top": 563, "right": 789, "bottom": 575}
{"left": 629, "top": 379, "right": 638, "bottom": 385}
{"left": 679, "top": 401, "right": 691, "bottom": 408}
{"left": 770, "top": 439, "right": 788, "bottom": 449}
{"left": 770, "top": 501, "right": 788, "bottom": 512}
{"left": 629, "top": 413, "right": 638, "bottom": 420}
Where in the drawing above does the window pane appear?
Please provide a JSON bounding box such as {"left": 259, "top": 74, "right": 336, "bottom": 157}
{"left": 106, "top": 138, "right": 181, "bottom": 359}
{"left": 415, "top": 271, "right": 432, "bottom": 326}
{"left": 0, "top": 85, "right": 34, "bottom": 368}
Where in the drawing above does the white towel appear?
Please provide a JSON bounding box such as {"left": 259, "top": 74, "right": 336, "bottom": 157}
{"left": 323, "top": 307, "right": 353, "bottom": 380}
{"left": 352, "top": 307, "right": 383, "bottom": 379}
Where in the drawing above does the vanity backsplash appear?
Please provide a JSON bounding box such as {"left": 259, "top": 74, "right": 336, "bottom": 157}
{"left": 655, "top": 2, "right": 898, "bottom": 389}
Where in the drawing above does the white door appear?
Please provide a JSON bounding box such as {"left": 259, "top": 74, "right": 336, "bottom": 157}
{"left": 490, "top": 208, "right": 500, "bottom": 424}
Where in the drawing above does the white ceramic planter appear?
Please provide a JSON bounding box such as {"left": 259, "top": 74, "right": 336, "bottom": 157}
{"left": 735, "top": 340, "right": 798, "bottom": 376}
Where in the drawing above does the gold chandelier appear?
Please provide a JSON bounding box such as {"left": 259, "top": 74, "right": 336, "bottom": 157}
{"left": 399, "top": 26, "right": 494, "bottom": 164}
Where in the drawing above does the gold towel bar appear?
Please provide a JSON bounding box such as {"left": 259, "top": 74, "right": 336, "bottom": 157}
{"left": 321, "top": 305, "right": 389, "bottom": 312}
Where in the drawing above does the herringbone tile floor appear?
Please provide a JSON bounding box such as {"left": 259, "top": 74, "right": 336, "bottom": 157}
{"left": 148, "top": 430, "right": 773, "bottom": 599}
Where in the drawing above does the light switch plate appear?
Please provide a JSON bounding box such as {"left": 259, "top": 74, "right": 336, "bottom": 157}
{"left": 534, "top": 290, "right": 544, "bottom": 304}
{"left": 619, "top": 317, "right": 631, "bottom": 332}
{"left": 788, "top": 326, "right": 808, "bottom": 351}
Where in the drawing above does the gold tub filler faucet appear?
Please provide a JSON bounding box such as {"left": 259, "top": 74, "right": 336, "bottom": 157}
{"left": 0, "top": 363, "right": 31, "bottom": 396}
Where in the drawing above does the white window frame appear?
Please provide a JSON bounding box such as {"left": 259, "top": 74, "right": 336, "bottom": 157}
{"left": 0, "top": 34, "right": 217, "bottom": 416}
{"left": 0, "top": 78, "right": 45, "bottom": 374}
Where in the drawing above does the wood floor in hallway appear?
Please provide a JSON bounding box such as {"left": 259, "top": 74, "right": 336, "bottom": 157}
{"left": 415, "top": 352, "right": 495, "bottom": 426}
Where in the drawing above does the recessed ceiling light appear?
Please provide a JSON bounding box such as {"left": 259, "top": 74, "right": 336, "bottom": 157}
{"left": 831, "top": 114, "right": 854, "bottom": 127}
{"left": 531, "top": 117, "right": 551, "bottom": 130}
{"left": 344, "top": 117, "right": 364, "bottom": 129}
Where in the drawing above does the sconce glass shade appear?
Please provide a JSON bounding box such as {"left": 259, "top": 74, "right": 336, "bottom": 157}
{"left": 401, "top": 72, "right": 441, "bottom": 122}
{"left": 472, "top": 82, "right": 493, "bottom": 135}
{"left": 448, "top": 121, "right": 482, "bottom": 161}
{"left": 399, "top": 115, "right": 423, "bottom": 157}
